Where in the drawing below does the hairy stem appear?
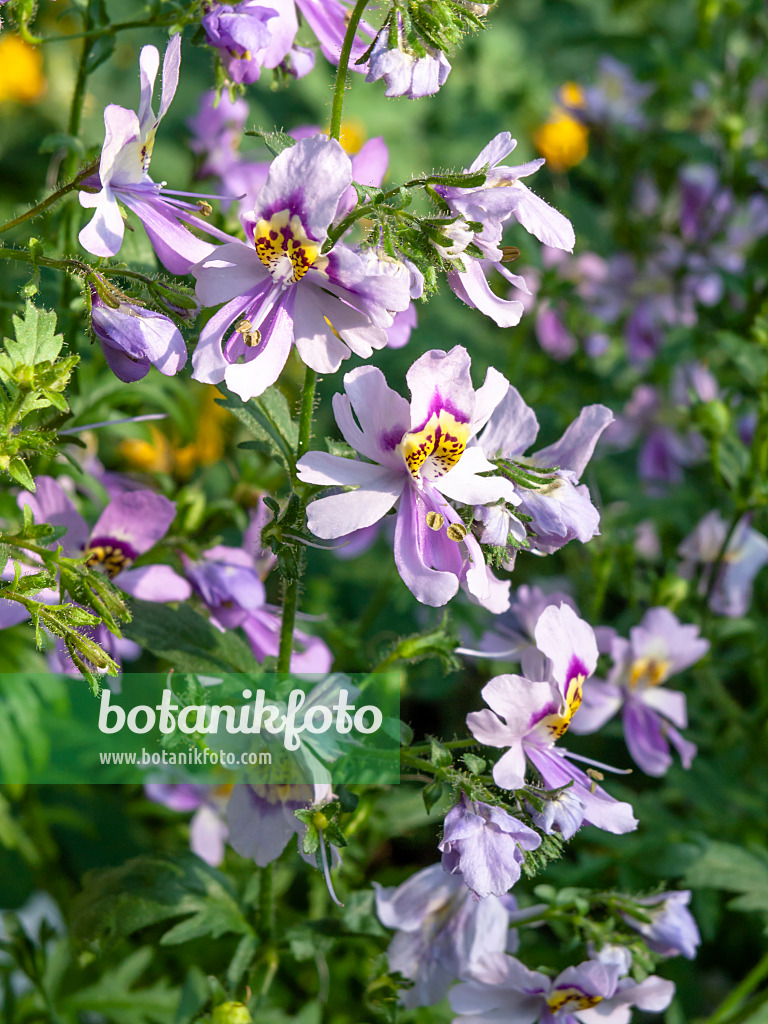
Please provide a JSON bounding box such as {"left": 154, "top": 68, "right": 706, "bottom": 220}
{"left": 0, "top": 162, "right": 99, "bottom": 237}
{"left": 328, "top": 0, "right": 370, "bottom": 142}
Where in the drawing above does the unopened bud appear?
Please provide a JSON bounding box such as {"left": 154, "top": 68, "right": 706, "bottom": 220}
{"left": 446, "top": 522, "right": 467, "bottom": 542}
{"left": 212, "top": 1003, "right": 253, "bottom": 1024}
{"left": 426, "top": 511, "right": 444, "bottom": 530}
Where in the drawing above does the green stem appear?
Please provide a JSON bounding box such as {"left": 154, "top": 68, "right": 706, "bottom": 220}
{"left": 297, "top": 367, "right": 316, "bottom": 460}
{"left": 408, "top": 738, "right": 478, "bottom": 755}
{"left": 63, "top": 0, "right": 94, "bottom": 184}
{"left": 0, "top": 162, "right": 99, "bottom": 237}
{"left": 328, "top": 0, "right": 371, "bottom": 142}
{"left": 39, "top": 16, "right": 181, "bottom": 46}
{"left": 701, "top": 950, "right": 768, "bottom": 1024}
{"left": 276, "top": 572, "right": 301, "bottom": 674}
{"left": 704, "top": 507, "right": 745, "bottom": 605}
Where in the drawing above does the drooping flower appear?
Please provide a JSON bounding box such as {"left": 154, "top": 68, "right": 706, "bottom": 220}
{"left": 450, "top": 952, "right": 674, "bottom": 1024}
{"left": 185, "top": 505, "right": 332, "bottom": 672}
{"left": 201, "top": 2, "right": 279, "bottom": 84}
{"left": 570, "top": 607, "right": 708, "bottom": 777}
{"left": 374, "top": 862, "right": 516, "bottom": 1008}
{"left": 79, "top": 36, "right": 234, "bottom": 273}
{"left": 525, "top": 786, "right": 586, "bottom": 841}
{"left": 365, "top": 12, "right": 451, "bottom": 99}
{"left": 620, "top": 891, "right": 701, "bottom": 960}
{"left": 678, "top": 511, "right": 768, "bottom": 617}
{"left": 439, "top": 793, "right": 541, "bottom": 899}
{"left": 478, "top": 384, "right": 613, "bottom": 555}
{"left": 190, "top": 134, "right": 410, "bottom": 401}
{"left": 90, "top": 289, "right": 187, "bottom": 383}
{"left": 467, "top": 604, "right": 638, "bottom": 835}
{"left": 297, "top": 346, "right": 517, "bottom": 610}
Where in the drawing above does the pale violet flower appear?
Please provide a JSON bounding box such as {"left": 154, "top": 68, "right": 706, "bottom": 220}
{"left": 366, "top": 12, "right": 451, "bottom": 99}
{"left": 467, "top": 604, "right": 638, "bottom": 835}
{"left": 190, "top": 134, "right": 410, "bottom": 401}
{"left": 571, "top": 607, "right": 708, "bottom": 777}
{"left": 621, "top": 891, "right": 701, "bottom": 960}
{"left": 678, "top": 511, "right": 768, "bottom": 617}
{"left": 297, "top": 346, "right": 517, "bottom": 610}
{"left": 90, "top": 289, "right": 187, "bottom": 383}
{"left": 79, "top": 36, "right": 233, "bottom": 274}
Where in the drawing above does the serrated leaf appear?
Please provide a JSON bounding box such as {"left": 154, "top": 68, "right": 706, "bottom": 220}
{"left": 218, "top": 391, "right": 295, "bottom": 473}
{"left": 684, "top": 841, "right": 768, "bottom": 917}
{"left": 7, "top": 300, "right": 63, "bottom": 365}
{"left": 462, "top": 753, "right": 486, "bottom": 774}
{"left": 62, "top": 947, "right": 179, "bottom": 1024}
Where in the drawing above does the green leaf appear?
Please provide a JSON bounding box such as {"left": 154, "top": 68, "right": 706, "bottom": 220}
{"left": 430, "top": 737, "right": 453, "bottom": 768}
{"left": 62, "top": 947, "right": 179, "bottom": 1024}
{"left": 462, "top": 753, "right": 486, "bottom": 774}
{"left": 244, "top": 128, "right": 298, "bottom": 157}
{"left": 7, "top": 300, "right": 63, "bottom": 365}
{"left": 218, "top": 390, "right": 296, "bottom": 473}
{"left": 124, "top": 598, "right": 257, "bottom": 673}
{"left": 684, "top": 841, "right": 768, "bottom": 915}
{"left": 70, "top": 855, "right": 253, "bottom": 953}
{"left": 7, "top": 457, "right": 36, "bottom": 491}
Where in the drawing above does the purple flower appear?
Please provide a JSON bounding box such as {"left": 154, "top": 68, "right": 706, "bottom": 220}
{"left": 439, "top": 794, "right": 541, "bottom": 899}
{"left": 526, "top": 787, "right": 586, "bottom": 841}
{"left": 201, "top": 1, "right": 278, "bottom": 84}
{"left": 621, "top": 891, "right": 701, "bottom": 960}
{"left": 365, "top": 13, "right": 451, "bottom": 99}
{"left": 79, "top": 36, "right": 234, "bottom": 273}
{"left": 188, "top": 89, "right": 249, "bottom": 180}
{"left": 374, "top": 863, "right": 515, "bottom": 1008}
{"left": 678, "top": 511, "right": 768, "bottom": 617}
{"left": 186, "top": 509, "right": 332, "bottom": 672}
{"left": 571, "top": 608, "right": 708, "bottom": 777}
{"left": 226, "top": 782, "right": 333, "bottom": 867}
{"left": 467, "top": 604, "right": 638, "bottom": 835}
{"left": 434, "top": 134, "right": 575, "bottom": 327}
{"left": 450, "top": 953, "right": 674, "bottom": 1024}
{"left": 190, "top": 134, "right": 410, "bottom": 400}
{"left": 90, "top": 290, "right": 187, "bottom": 383}
{"left": 145, "top": 783, "right": 230, "bottom": 865}
{"left": 536, "top": 302, "right": 578, "bottom": 361}
{"left": 567, "top": 57, "right": 653, "bottom": 129}
{"left": 297, "top": 346, "right": 516, "bottom": 610}
{"left": 458, "top": 584, "right": 578, "bottom": 660}
{"left": 478, "top": 384, "right": 613, "bottom": 554}
{"left": 19, "top": 476, "right": 191, "bottom": 603}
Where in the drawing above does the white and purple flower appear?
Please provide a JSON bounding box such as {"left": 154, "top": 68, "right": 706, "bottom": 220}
{"left": 190, "top": 134, "right": 411, "bottom": 400}
{"left": 620, "top": 890, "right": 701, "bottom": 960}
{"left": 439, "top": 793, "right": 541, "bottom": 899}
{"left": 78, "top": 36, "right": 233, "bottom": 274}
{"left": 467, "top": 603, "right": 638, "bottom": 835}
{"left": 374, "top": 862, "right": 517, "bottom": 1008}
{"left": 570, "top": 607, "right": 708, "bottom": 777}
{"left": 678, "top": 511, "right": 768, "bottom": 618}
{"left": 297, "top": 346, "right": 517, "bottom": 610}
{"left": 90, "top": 289, "right": 187, "bottom": 383}
{"left": 365, "top": 12, "right": 451, "bottom": 99}
{"left": 450, "top": 952, "right": 674, "bottom": 1024}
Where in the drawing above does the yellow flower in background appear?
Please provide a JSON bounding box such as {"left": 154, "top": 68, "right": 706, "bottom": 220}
{"left": 534, "top": 83, "right": 589, "bottom": 173}
{"left": 0, "top": 36, "right": 46, "bottom": 104}
{"left": 119, "top": 387, "right": 230, "bottom": 478}
{"left": 337, "top": 118, "right": 366, "bottom": 155}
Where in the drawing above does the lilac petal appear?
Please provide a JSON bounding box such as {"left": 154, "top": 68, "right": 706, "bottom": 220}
{"left": 78, "top": 188, "right": 126, "bottom": 258}
{"left": 393, "top": 488, "right": 460, "bottom": 607}
{"left": 622, "top": 701, "right": 672, "bottom": 776}
{"left": 137, "top": 45, "right": 160, "bottom": 131}
{"left": 159, "top": 34, "right": 181, "bottom": 120}
{"left": 19, "top": 476, "right": 89, "bottom": 555}
{"left": 568, "top": 679, "right": 623, "bottom": 734}
{"left": 226, "top": 786, "right": 298, "bottom": 867}
{"left": 332, "top": 365, "right": 410, "bottom": 468}
{"left": 90, "top": 490, "right": 176, "bottom": 557}
{"left": 468, "top": 132, "right": 517, "bottom": 173}
{"left": 374, "top": 862, "right": 457, "bottom": 932}
{"left": 437, "top": 446, "right": 518, "bottom": 506}
{"left": 297, "top": 451, "right": 398, "bottom": 487}
{"left": 120, "top": 191, "right": 217, "bottom": 275}
{"left": 92, "top": 304, "right": 187, "bottom": 378}
{"left": 190, "top": 804, "right": 227, "bottom": 866}
{"left": 534, "top": 604, "right": 598, "bottom": 687}
{"left": 641, "top": 687, "right": 688, "bottom": 729}
{"left": 665, "top": 724, "right": 697, "bottom": 770}
{"left": 577, "top": 976, "right": 675, "bottom": 1024}
{"left": 304, "top": 471, "right": 404, "bottom": 540}
{"left": 100, "top": 340, "right": 150, "bottom": 382}
{"left": 224, "top": 290, "right": 295, "bottom": 401}
{"left": 192, "top": 292, "right": 255, "bottom": 385}
{"left": 448, "top": 262, "right": 525, "bottom": 328}
{"left": 555, "top": 962, "right": 619, "bottom": 1002}
{"left": 292, "top": 285, "right": 352, "bottom": 373}
{"left": 471, "top": 367, "right": 513, "bottom": 435}
{"left": 406, "top": 345, "right": 475, "bottom": 430}
{"left": 479, "top": 674, "right": 558, "bottom": 739}
{"left": 533, "top": 405, "right": 614, "bottom": 478}
{"left": 145, "top": 782, "right": 208, "bottom": 812}
{"left": 193, "top": 241, "right": 268, "bottom": 308}
{"left": 117, "top": 565, "right": 191, "bottom": 602}
{"left": 97, "top": 103, "right": 143, "bottom": 187}
{"left": 527, "top": 746, "right": 638, "bottom": 834}
{"left": 319, "top": 292, "right": 389, "bottom": 359}
{"left": 254, "top": 135, "right": 352, "bottom": 243}
{"left": 503, "top": 182, "right": 575, "bottom": 252}
{"left": 479, "top": 385, "right": 540, "bottom": 460}
{"left": 630, "top": 606, "right": 709, "bottom": 676}
{"left": 466, "top": 708, "right": 522, "bottom": 750}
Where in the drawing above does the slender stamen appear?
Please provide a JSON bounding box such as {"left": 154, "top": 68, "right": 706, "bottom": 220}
{"left": 561, "top": 749, "right": 634, "bottom": 774}
{"left": 318, "top": 829, "right": 344, "bottom": 907}
{"left": 454, "top": 644, "right": 519, "bottom": 658}
{"left": 59, "top": 413, "right": 167, "bottom": 435}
